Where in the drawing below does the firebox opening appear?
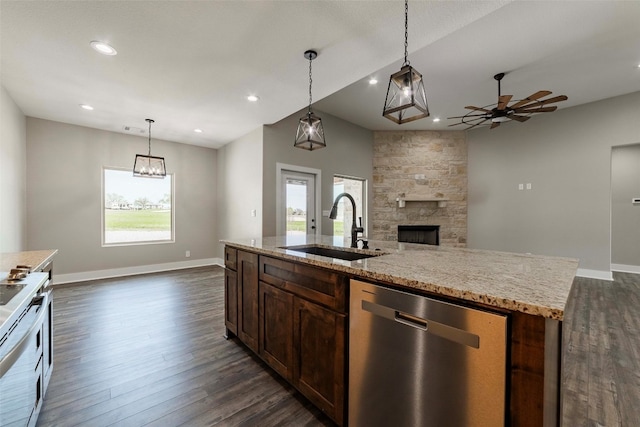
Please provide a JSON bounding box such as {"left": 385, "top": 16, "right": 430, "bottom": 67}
{"left": 398, "top": 225, "right": 440, "bottom": 246}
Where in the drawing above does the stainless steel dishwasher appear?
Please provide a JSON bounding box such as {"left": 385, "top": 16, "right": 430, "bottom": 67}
{"left": 349, "top": 279, "right": 508, "bottom": 427}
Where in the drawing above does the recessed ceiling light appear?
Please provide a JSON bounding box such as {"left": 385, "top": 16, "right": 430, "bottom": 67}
{"left": 194, "top": 128, "right": 203, "bottom": 133}
{"left": 90, "top": 41, "right": 117, "bottom": 56}
{"left": 432, "top": 117, "right": 440, "bottom": 123}
{"left": 79, "top": 104, "right": 94, "bottom": 110}
{"left": 247, "top": 95, "right": 259, "bottom": 102}
{"left": 369, "top": 78, "right": 378, "bottom": 85}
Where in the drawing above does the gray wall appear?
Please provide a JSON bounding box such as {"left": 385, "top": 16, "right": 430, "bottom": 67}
{"left": 26, "top": 118, "right": 218, "bottom": 275}
{"left": 0, "top": 86, "right": 27, "bottom": 252}
{"left": 611, "top": 143, "right": 640, "bottom": 267}
{"left": 262, "top": 108, "right": 374, "bottom": 237}
{"left": 217, "top": 127, "right": 263, "bottom": 251}
{"left": 468, "top": 91, "right": 640, "bottom": 275}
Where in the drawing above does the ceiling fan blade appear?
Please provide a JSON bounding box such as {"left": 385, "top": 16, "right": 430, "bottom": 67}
{"left": 457, "top": 118, "right": 490, "bottom": 130}
{"left": 509, "top": 115, "right": 531, "bottom": 122}
{"left": 447, "top": 113, "right": 487, "bottom": 119}
{"left": 516, "top": 96, "right": 568, "bottom": 111}
{"left": 490, "top": 122, "right": 501, "bottom": 129}
{"left": 465, "top": 105, "right": 492, "bottom": 113}
{"left": 514, "top": 106, "right": 558, "bottom": 114}
{"left": 509, "top": 91, "right": 553, "bottom": 109}
{"left": 538, "top": 95, "right": 568, "bottom": 105}
{"left": 498, "top": 95, "right": 512, "bottom": 110}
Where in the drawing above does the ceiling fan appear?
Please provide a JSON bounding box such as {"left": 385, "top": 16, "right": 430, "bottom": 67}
{"left": 448, "top": 73, "right": 568, "bottom": 130}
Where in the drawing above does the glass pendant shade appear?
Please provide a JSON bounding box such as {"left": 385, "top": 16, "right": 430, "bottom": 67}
{"left": 383, "top": 65, "right": 429, "bottom": 124}
{"left": 133, "top": 154, "right": 166, "bottom": 178}
{"left": 294, "top": 111, "right": 326, "bottom": 151}
{"left": 294, "top": 49, "right": 326, "bottom": 151}
{"left": 133, "top": 118, "right": 166, "bottom": 178}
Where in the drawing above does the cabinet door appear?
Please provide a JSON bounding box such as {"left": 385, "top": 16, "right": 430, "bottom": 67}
{"left": 259, "top": 282, "right": 294, "bottom": 381}
{"left": 237, "top": 251, "right": 259, "bottom": 352}
{"left": 224, "top": 268, "right": 238, "bottom": 336}
{"left": 293, "top": 297, "right": 346, "bottom": 425}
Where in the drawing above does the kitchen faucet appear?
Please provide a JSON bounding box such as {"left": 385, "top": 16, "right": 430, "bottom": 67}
{"left": 329, "top": 192, "right": 365, "bottom": 248}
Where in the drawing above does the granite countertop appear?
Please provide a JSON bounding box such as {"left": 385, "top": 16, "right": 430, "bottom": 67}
{"left": 0, "top": 249, "right": 58, "bottom": 276}
{"left": 222, "top": 235, "right": 578, "bottom": 320}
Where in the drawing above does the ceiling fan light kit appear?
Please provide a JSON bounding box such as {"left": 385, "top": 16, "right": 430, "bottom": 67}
{"left": 448, "top": 72, "right": 567, "bottom": 130}
{"left": 382, "top": 0, "right": 430, "bottom": 124}
{"left": 294, "top": 50, "right": 327, "bottom": 151}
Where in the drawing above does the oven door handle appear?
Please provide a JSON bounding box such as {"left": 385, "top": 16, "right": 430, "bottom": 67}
{"left": 0, "top": 291, "right": 49, "bottom": 377}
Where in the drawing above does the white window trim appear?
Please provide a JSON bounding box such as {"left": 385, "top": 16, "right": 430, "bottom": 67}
{"left": 333, "top": 173, "right": 368, "bottom": 237}
{"left": 101, "top": 166, "right": 176, "bottom": 247}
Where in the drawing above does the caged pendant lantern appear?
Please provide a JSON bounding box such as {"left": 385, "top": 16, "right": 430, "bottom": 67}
{"left": 382, "top": 0, "right": 429, "bottom": 124}
{"left": 294, "top": 50, "right": 326, "bottom": 151}
{"left": 133, "top": 118, "right": 166, "bottom": 178}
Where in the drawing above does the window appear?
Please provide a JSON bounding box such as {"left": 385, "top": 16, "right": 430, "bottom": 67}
{"left": 102, "top": 168, "right": 174, "bottom": 245}
{"left": 333, "top": 175, "right": 366, "bottom": 238}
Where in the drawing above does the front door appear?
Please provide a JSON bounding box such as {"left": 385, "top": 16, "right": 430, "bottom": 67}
{"left": 281, "top": 170, "right": 317, "bottom": 236}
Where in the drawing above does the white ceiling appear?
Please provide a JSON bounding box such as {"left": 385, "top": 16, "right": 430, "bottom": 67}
{"left": 2, "top": 1, "right": 639, "bottom": 149}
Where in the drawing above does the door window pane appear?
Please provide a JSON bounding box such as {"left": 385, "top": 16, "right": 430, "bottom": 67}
{"left": 103, "top": 168, "right": 174, "bottom": 245}
{"left": 286, "top": 178, "right": 307, "bottom": 236}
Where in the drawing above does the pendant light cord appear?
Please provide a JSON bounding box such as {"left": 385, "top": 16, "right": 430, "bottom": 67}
{"left": 308, "top": 56, "right": 313, "bottom": 114}
{"left": 146, "top": 119, "right": 154, "bottom": 156}
{"left": 403, "top": 0, "right": 409, "bottom": 67}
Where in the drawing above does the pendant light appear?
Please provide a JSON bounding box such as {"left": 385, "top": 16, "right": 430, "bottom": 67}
{"left": 294, "top": 50, "right": 326, "bottom": 151}
{"left": 382, "top": 0, "right": 429, "bottom": 124}
{"left": 133, "top": 118, "right": 166, "bottom": 178}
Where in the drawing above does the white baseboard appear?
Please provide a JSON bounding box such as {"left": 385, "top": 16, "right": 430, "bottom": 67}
{"left": 54, "top": 258, "right": 224, "bottom": 285}
{"left": 576, "top": 268, "right": 613, "bottom": 281}
{"left": 610, "top": 263, "right": 640, "bottom": 274}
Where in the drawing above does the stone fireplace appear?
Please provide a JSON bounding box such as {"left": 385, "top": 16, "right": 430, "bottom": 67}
{"left": 372, "top": 130, "right": 467, "bottom": 247}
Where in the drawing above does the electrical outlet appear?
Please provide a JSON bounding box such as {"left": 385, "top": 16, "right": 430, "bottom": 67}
{"left": 526, "top": 183, "right": 532, "bottom": 190}
{"left": 518, "top": 184, "right": 524, "bottom": 190}
{"left": 251, "top": 209, "right": 257, "bottom": 217}
{"left": 185, "top": 250, "right": 191, "bottom": 258}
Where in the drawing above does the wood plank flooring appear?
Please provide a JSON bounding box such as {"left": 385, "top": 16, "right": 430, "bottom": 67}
{"left": 37, "top": 265, "right": 640, "bottom": 426}
{"left": 36, "top": 266, "right": 334, "bottom": 427}
{"left": 562, "top": 272, "right": 640, "bottom": 426}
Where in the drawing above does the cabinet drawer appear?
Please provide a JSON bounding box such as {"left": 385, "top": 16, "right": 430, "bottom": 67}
{"left": 225, "top": 247, "right": 237, "bottom": 271}
{"left": 259, "top": 256, "right": 347, "bottom": 313}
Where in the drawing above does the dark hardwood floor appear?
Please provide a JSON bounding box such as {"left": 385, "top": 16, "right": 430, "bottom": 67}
{"left": 562, "top": 272, "right": 640, "bottom": 426}
{"left": 37, "top": 266, "right": 335, "bottom": 427}
{"left": 38, "top": 264, "right": 640, "bottom": 426}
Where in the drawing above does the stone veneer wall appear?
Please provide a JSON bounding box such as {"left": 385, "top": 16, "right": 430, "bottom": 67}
{"left": 372, "top": 131, "right": 467, "bottom": 247}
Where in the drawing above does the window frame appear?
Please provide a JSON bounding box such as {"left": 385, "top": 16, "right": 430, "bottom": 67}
{"left": 332, "top": 174, "right": 367, "bottom": 238}
{"left": 101, "top": 167, "right": 175, "bottom": 247}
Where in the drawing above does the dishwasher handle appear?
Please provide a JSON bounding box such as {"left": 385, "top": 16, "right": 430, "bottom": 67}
{"left": 361, "top": 299, "right": 480, "bottom": 349}
{"left": 395, "top": 311, "right": 428, "bottom": 330}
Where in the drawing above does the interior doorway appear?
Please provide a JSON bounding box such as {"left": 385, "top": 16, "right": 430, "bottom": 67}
{"left": 611, "top": 143, "right": 640, "bottom": 273}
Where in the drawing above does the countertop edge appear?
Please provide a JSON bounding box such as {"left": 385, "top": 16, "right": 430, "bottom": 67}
{"left": 222, "top": 239, "right": 577, "bottom": 321}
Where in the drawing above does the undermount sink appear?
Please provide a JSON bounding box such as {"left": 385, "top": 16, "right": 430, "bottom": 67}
{"left": 281, "top": 245, "right": 383, "bottom": 261}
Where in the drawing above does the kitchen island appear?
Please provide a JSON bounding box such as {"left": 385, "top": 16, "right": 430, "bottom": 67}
{"left": 222, "top": 235, "right": 578, "bottom": 426}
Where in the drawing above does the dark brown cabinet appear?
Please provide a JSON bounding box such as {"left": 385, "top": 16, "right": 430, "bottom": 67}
{"left": 224, "top": 247, "right": 238, "bottom": 337}
{"left": 225, "top": 247, "right": 348, "bottom": 426}
{"left": 259, "top": 282, "right": 294, "bottom": 381}
{"left": 224, "top": 268, "right": 238, "bottom": 336}
{"left": 293, "top": 297, "right": 345, "bottom": 425}
{"left": 237, "top": 251, "right": 259, "bottom": 353}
